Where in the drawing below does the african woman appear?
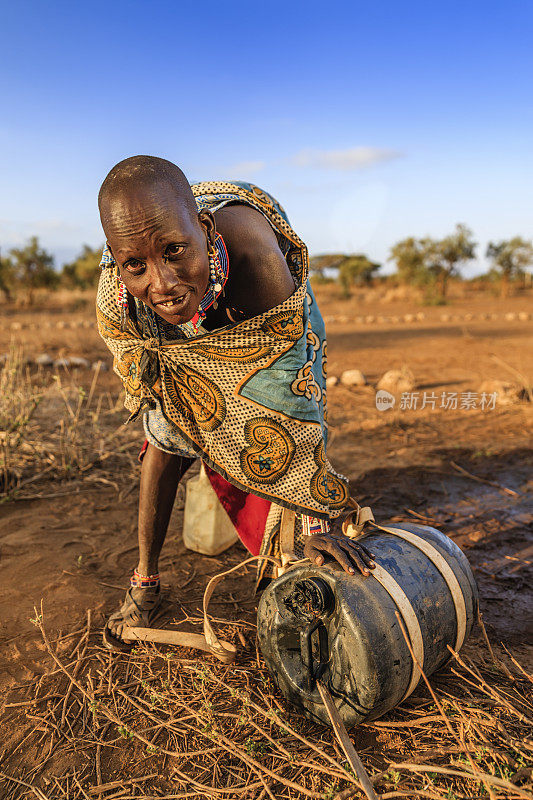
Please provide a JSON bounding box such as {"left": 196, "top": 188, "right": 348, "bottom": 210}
{"left": 96, "top": 155, "right": 375, "bottom": 650}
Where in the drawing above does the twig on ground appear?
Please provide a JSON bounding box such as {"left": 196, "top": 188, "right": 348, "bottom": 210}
{"left": 450, "top": 460, "right": 520, "bottom": 496}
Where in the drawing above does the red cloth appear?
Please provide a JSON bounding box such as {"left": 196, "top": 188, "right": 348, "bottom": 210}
{"left": 138, "top": 440, "right": 270, "bottom": 556}
{"left": 203, "top": 463, "right": 271, "bottom": 556}
{"left": 138, "top": 439, "right": 149, "bottom": 463}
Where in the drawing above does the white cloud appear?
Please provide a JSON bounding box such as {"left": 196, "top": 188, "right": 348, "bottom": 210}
{"left": 198, "top": 159, "right": 266, "bottom": 182}
{"left": 224, "top": 160, "right": 266, "bottom": 177}
{"left": 291, "top": 146, "right": 402, "bottom": 171}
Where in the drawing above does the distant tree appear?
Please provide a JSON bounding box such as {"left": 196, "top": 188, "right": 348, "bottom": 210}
{"left": 486, "top": 237, "right": 533, "bottom": 297}
{"left": 309, "top": 253, "right": 345, "bottom": 281}
{"left": 0, "top": 249, "right": 15, "bottom": 301}
{"left": 62, "top": 244, "right": 103, "bottom": 289}
{"left": 338, "top": 254, "right": 381, "bottom": 296}
{"left": 425, "top": 224, "right": 476, "bottom": 299}
{"left": 9, "top": 237, "right": 58, "bottom": 304}
{"left": 389, "top": 237, "right": 430, "bottom": 286}
{"left": 391, "top": 225, "right": 476, "bottom": 300}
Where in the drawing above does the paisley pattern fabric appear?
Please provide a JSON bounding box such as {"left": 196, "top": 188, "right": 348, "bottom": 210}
{"left": 240, "top": 417, "right": 296, "bottom": 485}
{"left": 96, "top": 181, "right": 349, "bottom": 520}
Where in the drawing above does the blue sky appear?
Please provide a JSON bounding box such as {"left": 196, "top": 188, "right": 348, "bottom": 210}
{"left": 1, "top": 0, "right": 532, "bottom": 275}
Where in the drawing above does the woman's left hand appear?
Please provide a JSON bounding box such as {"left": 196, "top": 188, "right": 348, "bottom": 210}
{"left": 303, "top": 525, "right": 376, "bottom": 576}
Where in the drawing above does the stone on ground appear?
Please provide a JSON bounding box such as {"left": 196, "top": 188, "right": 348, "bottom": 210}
{"left": 53, "top": 357, "right": 71, "bottom": 369}
{"left": 377, "top": 367, "right": 416, "bottom": 394}
{"left": 36, "top": 353, "right": 53, "bottom": 367}
{"left": 69, "top": 356, "right": 91, "bottom": 369}
{"left": 340, "top": 369, "right": 367, "bottom": 387}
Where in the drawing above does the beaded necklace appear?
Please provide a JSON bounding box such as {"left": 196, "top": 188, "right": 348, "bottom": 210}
{"left": 178, "top": 232, "right": 229, "bottom": 337}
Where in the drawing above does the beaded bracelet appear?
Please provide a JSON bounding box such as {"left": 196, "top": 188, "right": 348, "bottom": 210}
{"left": 130, "top": 569, "right": 160, "bottom": 589}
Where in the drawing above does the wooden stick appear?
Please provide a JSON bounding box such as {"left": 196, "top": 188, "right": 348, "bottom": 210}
{"left": 0, "top": 773, "right": 50, "bottom": 800}
{"left": 317, "top": 681, "right": 379, "bottom": 800}
{"left": 86, "top": 360, "right": 101, "bottom": 411}
{"left": 171, "top": 766, "right": 265, "bottom": 796}
{"left": 501, "top": 644, "right": 533, "bottom": 684}
{"left": 387, "top": 762, "right": 533, "bottom": 798}
{"left": 489, "top": 352, "right": 533, "bottom": 402}
{"left": 476, "top": 609, "right": 514, "bottom": 679}
{"left": 4, "top": 692, "right": 64, "bottom": 708}
{"left": 87, "top": 773, "right": 160, "bottom": 795}
{"left": 450, "top": 460, "right": 519, "bottom": 496}
{"left": 121, "top": 626, "right": 234, "bottom": 655}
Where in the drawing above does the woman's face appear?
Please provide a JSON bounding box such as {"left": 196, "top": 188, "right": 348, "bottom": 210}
{"left": 102, "top": 182, "right": 214, "bottom": 325}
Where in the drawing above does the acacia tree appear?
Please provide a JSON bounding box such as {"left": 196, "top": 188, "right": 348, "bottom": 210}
{"left": 309, "top": 253, "right": 345, "bottom": 281}
{"left": 390, "top": 226, "right": 476, "bottom": 299}
{"left": 389, "top": 237, "right": 431, "bottom": 286}
{"left": 338, "top": 254, "right": 381, "bottom": 297}
{"left": 486, "top": 237, "right": 533, "bottom": 297}
{"left": 9, "top": 237, "right": 58, "bottom": 304}
{"left": 62, "top": 244, "right": 103, "bottom": 289}
{"left": 425, "top": 224, "right": 476, "bottom": 299}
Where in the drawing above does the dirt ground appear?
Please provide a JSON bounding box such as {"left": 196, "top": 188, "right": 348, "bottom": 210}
{"left": 0, "top": 286, "right": 532, "bottom": 797}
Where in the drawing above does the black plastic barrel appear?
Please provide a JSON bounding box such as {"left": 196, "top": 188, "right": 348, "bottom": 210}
{"left": 257, "top": 522, "right": 478, "bottom": 728}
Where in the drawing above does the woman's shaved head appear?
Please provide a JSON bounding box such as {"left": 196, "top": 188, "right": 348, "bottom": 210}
{"left": 98, "top": 155, "right": 198, "bottom": 222}
{"left": 97, "top": 155, "right": 216, "bottom": 326}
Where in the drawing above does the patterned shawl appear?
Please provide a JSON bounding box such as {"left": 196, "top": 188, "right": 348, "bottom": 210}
{"left": 96, "top": 181, "right": 349, "bottom": 520}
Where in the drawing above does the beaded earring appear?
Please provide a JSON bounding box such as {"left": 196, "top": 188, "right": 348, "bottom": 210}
{"left": 179, "top": 234, "right": 229, "bottom": 337}
{"left": 117, "top": 277, "right": 129, "bottom": 331}
{"left": 208, "top": 241, "right": 223, "bottom": 309}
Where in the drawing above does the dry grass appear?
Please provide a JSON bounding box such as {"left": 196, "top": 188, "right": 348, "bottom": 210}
{"left": 0, "top": 344, "right": 40, "bottom": 493}
{"left": 0, "top": 608, "right": 531, "bottom": 800}
{"left": 0, "top": 346, "right": 139, "bottom": 502}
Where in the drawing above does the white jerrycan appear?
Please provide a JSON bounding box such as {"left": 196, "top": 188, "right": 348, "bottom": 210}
{"left": 182, "top": 463, "right": 239, "bottom": 555}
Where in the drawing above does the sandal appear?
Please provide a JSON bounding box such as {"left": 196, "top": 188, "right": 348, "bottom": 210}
{"left": 103, "top": 585, "right": 164, "bottom": 652}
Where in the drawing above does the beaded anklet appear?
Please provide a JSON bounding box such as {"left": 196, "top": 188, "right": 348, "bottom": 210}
{"left": 130, "top": 569, "right": 160, "bottom": 589}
